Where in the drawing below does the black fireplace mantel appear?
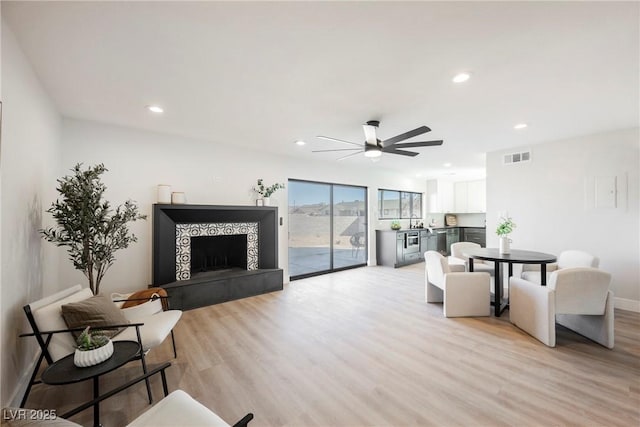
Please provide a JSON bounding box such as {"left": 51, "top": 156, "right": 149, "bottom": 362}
{"left": 152, "top": 204, "right": 279, "bottom": 286}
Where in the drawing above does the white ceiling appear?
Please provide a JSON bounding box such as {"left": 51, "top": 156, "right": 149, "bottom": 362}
{"left": 3, "top": 1, "right": 639, "bottom": 180}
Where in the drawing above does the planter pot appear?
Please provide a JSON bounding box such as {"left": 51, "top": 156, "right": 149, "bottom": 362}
{"left": 262, "top": 197, "right": 271, "bottom": 206}
{"left": 74, "top": 339, "right": 114, "bottom": 367}
{"left": 499, "top": 236, "right": 512, "bottom": 254}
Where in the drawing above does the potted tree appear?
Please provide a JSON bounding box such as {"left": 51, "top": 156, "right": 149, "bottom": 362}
{"left": 73, "top": 326, "right": 114, "bottom": 367}
{"left": 41, "top": 163, "right": 146, "bottom": 295}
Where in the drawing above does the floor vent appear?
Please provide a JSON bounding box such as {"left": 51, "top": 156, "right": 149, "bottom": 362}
{"left": 503, "top": 149, "right": 531, "bottom": 165}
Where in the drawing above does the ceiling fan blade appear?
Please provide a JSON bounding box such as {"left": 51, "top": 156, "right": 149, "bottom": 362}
{"left": 382, "top": 148, "right": 420, "bottom": 157}
{"left": 391, "top": 140, "right": 443, "bottom": 148}
{"left": 317, "top": 136, "right": 362, "bottom": 147}
{"left": 383, "top": 126, "right": 431, "bottom": 147}
{"left": 337, "top": 150, "right": 364, "bottom": 161}
{"left": 312, "top": 148, "right": 363, "bottom": 153}
{"left": 362, "top": 123, "right": 378, "bottom": 145}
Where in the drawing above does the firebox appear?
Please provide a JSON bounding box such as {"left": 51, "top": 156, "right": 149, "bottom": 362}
{"left": 190, "top": 235, "right": 248, "bottom": 273}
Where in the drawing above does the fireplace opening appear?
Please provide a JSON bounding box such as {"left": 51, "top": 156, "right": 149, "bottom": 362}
{"left": 190, "top": 235, "right": 248, "bottom": 274}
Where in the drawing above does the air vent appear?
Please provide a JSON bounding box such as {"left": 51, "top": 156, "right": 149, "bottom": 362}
{"left": 503, "top": 149, "right": 531, "bottom": 165}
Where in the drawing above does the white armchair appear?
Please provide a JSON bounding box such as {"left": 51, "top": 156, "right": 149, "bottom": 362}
{"left": 521, "top": 250, "right": 599, "bottom": 283}
{"left": 425, "top": 251, "right": 491, "bottom": 317}
{"left": 20, "top": 285, "right": 182, "bottom": 407}
{"left": 449, "top": 242, "right": 495, "bottom": 276}
{"left": 510, "top": 267, "right": 613, "bottom": 348}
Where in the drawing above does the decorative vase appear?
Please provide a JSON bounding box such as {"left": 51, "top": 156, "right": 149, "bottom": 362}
{"left": 262, "top": 197, "right": 270, "bottom": 206}
{"left": 171, "top": 192, "right": 186, "bottom": 204}
{"left": 256, "top": 199, "right": 264, "bottom": 206}
{"left": 74, "top": 340, "right": 114, "bottom": 367}
{"left": 499, "top": 236, "right": 511, "bottom": 254}
{"left": 157, "top": 185, "right": 171, "bottom": 204}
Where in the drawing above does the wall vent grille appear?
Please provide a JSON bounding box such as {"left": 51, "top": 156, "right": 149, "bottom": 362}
{"left": 503, "top": 149, "right": 531, "bottom": 165}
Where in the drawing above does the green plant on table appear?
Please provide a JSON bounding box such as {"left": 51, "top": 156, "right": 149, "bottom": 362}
{"left": 496, "top": 216, "right": 516, "bottom": 236}
{"left": 390, "top": 220, "right": 401, "bottom": 230}
{"left": 76, "top": 326, "right": 109, "bottom": 351}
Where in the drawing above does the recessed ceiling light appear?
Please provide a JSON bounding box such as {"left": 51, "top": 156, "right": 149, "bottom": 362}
{"left": 147, "top": 105, "right": 164, "bottom": 113}
{"left": 452, "top": 73, "right": 471, "bottom": 83}
{"left": 443, "top": 162, "right": 452, "bottom": 167}
{"left": 514, "top": 123, "right": 528, "bottom": 130}
{"left": 294, "top": 140, "right": 306, "bottom": 146}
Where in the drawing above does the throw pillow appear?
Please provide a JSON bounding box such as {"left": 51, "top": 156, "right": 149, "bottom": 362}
{"left": 61, "top": 294, "right": 129, "bottom": 339}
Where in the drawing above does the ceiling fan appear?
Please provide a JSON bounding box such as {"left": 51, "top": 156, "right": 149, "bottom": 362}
{"left": 314, "top": 120, "right": 443, "bottom": 160}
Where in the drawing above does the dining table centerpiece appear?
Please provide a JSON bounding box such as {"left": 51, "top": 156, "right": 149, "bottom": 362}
{"left": 496, "top": 216, "right": 516, "bottom": 254}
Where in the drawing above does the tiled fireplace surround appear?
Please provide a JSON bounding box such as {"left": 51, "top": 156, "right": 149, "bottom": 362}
{"left": 152, "top": 204, "right": 283, "bottom": 310}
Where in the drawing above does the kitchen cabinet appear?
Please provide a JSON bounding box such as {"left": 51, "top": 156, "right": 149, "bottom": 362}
{"left": 445, "top": 228, "right": 460, "bottom": 255}
{"left": 376, "top": 229, "right": 431, "bottom": 268}
{"left": 426, "top": 179, "right": 454, "bottom": 213}
{"left": 454, "top": 180, "right": 486, "bottom": 213}
{"left": 461, "top": 227, "right": 486, "bottom": 247}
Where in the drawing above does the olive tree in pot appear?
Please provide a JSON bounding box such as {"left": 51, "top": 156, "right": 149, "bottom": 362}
{"left": 41, "top": 163, "right": 146, "bottom": 295}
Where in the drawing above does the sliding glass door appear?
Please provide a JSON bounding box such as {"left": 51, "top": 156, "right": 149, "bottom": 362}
{"left": 288, "top": 180, "right": 367, "bottom": 279}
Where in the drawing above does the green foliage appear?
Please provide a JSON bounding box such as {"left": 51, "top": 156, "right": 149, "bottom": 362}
{"left": 40, "top": 163, "right": 147, "bottom": 295}
{"left": 76, "top": 326, "right": 109, "bottom": 351}
{"left": 253, "top": 179, "right": 285, "bottom": 197}
{"left": 496, "top": 216, "right": 516, "bottom": 236}
{"left": 390, "top": 220, "right": 401, "bottom": 230}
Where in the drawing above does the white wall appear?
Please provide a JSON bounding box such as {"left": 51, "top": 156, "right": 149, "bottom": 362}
{"left": 0, "top": 22, "right": 62, "bottom": 406}
{"left": 487, "top": 128, "right": 640, "bottom": 310}
{"left": 59, "top": 118, "right": 425, "bottom": 294}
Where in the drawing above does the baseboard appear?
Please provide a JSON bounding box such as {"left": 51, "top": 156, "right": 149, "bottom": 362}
{"left": 8, "top": 353, "right": 39, "bottom": 407}
{"left": 614, "top": 297, "right": 640, "bottom": 313}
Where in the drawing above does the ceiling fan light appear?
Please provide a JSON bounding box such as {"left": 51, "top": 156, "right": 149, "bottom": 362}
{"left": 364, "top": 148, "right": 382, "bottom": 158}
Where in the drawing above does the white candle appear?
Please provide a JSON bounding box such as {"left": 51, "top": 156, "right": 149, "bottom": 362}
{"left": 157, "top": 185, "right": 171, "bottom": 204}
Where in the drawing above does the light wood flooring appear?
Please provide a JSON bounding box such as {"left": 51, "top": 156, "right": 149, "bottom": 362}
{"left": 26, "top": 264, "right": 640, "bottom": 426}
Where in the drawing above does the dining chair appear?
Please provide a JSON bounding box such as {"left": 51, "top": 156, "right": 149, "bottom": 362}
{"left": 424, "top": 251, "right": 491, "bottom": 317}
{"left": 521, "top": 249, "right": 599, "bottom": 283}
{"left": 510, "top": 267, "right": 613, "bottom": 348}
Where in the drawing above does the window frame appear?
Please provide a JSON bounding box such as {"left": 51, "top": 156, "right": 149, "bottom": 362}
{"left": 378, "top": 189, "right": 422, "bottom": 220}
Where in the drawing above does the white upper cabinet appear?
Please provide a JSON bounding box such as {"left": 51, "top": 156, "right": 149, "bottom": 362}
{"left": 454, "top": 180, "right": 486, "bottom": 213}
{"left": 426, "top": 179, "right": 455, "bottom": 213}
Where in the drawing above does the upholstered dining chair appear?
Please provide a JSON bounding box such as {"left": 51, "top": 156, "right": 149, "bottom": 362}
{"left": 449, "top": 241, "right": 495, "bottom": 276}
{"left": 521, "top": 249, "right": 599, "bottom": 283}
{"left": 510, "top": 267, "right": 613, "bottom": 348}
{"left": 424, "top": 250, "right": 491, "bottom": 317}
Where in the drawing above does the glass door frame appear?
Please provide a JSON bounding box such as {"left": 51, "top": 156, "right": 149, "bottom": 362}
{"left": 288, "top": 178, "right": 368, "bottom": 281}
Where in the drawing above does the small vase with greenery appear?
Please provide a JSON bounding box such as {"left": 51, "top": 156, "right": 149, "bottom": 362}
{"left": 253, "top": 179, "right": 285, "bottom": 205}
{"left": 41, "top": 163, "right": 146, "bottom": 295}
{"left": 390, "top": 220, "right": 401, "bottom": 230}
{"left": 496, "top": 216, "right": 516, "bottom": 253}
{"left": 74, "top": 326, "right": 114, "bottom": 367}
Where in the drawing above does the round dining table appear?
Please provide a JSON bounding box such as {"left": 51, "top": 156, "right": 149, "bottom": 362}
{"left": 461, "top": 248, "right": 557, "bottom": 316}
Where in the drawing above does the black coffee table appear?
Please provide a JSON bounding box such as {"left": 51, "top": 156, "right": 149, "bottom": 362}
{"left": 42, "top": 340, "right": 141, "bottom": 427}
{"left": 462, "top": 248, "right": 557, "bottom": 317}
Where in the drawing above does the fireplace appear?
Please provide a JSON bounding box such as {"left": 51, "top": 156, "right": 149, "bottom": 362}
{"left": 153, "top": 204, "right": 283, "bottom": 310}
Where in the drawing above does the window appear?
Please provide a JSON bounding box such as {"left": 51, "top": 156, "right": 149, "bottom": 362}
{"left": 378, "top": 189, "right": 422, "bottom": 219}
